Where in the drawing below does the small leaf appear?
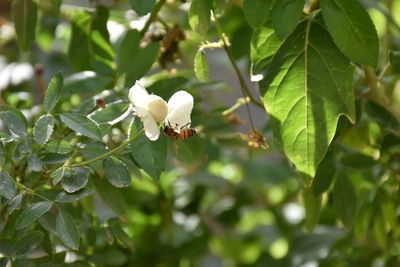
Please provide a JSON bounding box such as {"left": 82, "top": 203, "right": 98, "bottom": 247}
{"left": 103, "top": 157, "right": 131, "bottom": 188}
{"left": 34, "top": 114, "right": 56, "bottom": 145}
{"left": 61, "top": 167, "right": 90, "bottom": 193}
{"left": 188, "top": 0, "right": 212, "bottom": 35}
{"left": 43, "top": 73, "right": 63, "bottom": 113}
{"left": 303, "top": 187, "right": 322, "bottom": 232}
{"left": 128, "top": 0, "right": 155, "bottom": 15}
{"left": 243, "top": 0, "right": 272, "bottom": 28}
{"left": 16, "top": 201, "right": 52, "bottom": 230}
{"left": 0, "top": 239, "right": 16, "bottom": 257}
{"left": 60, "top": 113, "right": 102, "bottom": 141}
{"left": 340, "top": 153, "right": 376, "bottom": 169}
{"left": 93, "top": 177, "right": 127, "bottom": 217}
{"left": 7, "top": 192, "right": 25, "bottom": 214}
{"left": 311, "top": 153, "right": 336, "bottom": 196}
{"left": 28, "top": 154, "right": 43, "bottom": 172}
{"left": 333, "top": 173, "right": 357, "bottom": 228}
{"left": 194, "top": 49, "right": 209, "bottom": 82}
{"left": 271, "top": 0, "right": 304, "bottom": 39}
{"left": 12, "top": 0, "right": 38, "bottom": 51}
{"left": 389, "top": 50, "right": 400, "bottom": 74}
{"left": 45, "top": 140, "right": 73, "bottom": 154}
{"left": 56, "top": 209, "right": 80, "bottom": 250}
{"left": 13, "top": 231, "right": 44, "bottom": 257}
{"left": 55, "top": 189, "right": 93, "bottom": 203}
{"left": 0, "top": 105, "right": 28, "bottom": 137}
{"left": 0, "top": 170, "right": 17, "bottom": 200}
{"left": 321, "top": 0, "right": 379, "bottom": 67}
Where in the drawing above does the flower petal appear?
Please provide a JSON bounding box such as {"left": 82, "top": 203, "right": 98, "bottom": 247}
{"left": 142, "top": 115, "right": 160, "bottom": 141}
{"left": 128, "top": 81, "right": 149, "bottom": 108}
{"left": 165, "top": 91, "right": 194, "bottom": 130}
{"left": 146, "top": 95, "right": 168, "bottom": 123}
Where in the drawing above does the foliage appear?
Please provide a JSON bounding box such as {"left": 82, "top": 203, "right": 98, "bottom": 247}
{"left": 1, "top": 0, "right": 400, "bottom": 266}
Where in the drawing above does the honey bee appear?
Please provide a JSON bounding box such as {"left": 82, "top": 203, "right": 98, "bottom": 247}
{"left": 164, "top": 122, "right": 197, "bottom": 140}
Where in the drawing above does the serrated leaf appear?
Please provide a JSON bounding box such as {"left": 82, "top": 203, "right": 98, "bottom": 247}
{"left": 303, "top": 187, "right": 322, "bottom": 232}
{"left": 28, "top": 154, "right": 43, "bottom": 172}
{"left": 56, "top": 209, "right": 80, "bottom": 250}
{"left": 34, "top": 114, "right": 56, "bottom": 145}
{"left": 260, "top": 17, "right": 355, "bottom": 179}
{"left": 117, "top": 30, "right": 160, "bottom": 87}
{"left": 103, "top": 157, "right": 131, "bottom": 188}
{"left": 43, "top": 73, "right": 63, "bottom": 113}
{"left": 243, "top": 0, "right": 272, "bottom": 28}
{"left": 130, "top": 122, "right": 167, "bottom": 180}
{"left": 45, "top": 140, "right": 73, "bottom": 154}
{"left": 16, "top": 201, "right": 52, "bottom": 230}
{"left": 271, "top": 0, "right": 304, "bottom": 39}
{"left": 194, "top": 49, "right": 209, "bottom": 82}
{"left": 12, "top": 0, "right": 38, "bottom": 51}
{"left": 63, "top": 71, "right": 112, "bottom": 95}
{"left": 60, "top": 113, "right": 102, "bottom": 141}
{"left": 389, "top": 50, "right": 400, "bottom": 73}
{"left": 61, "top": 167, "right": 90, "bottom": 193}
{"left": 333, "top": 173, "right": 357, "bottom": 228}
{"left": 128, "top": 0, "right": 155, "bottom": 15}
{"left": 188, "top": 0, "right": 212, "bottom": 35}
{"left": 321, "top": 0, "right": 379, "bottom": 67}
{"left": 13, "top": 231, "right": 44, "bottom": 257}
{"left": 0, "top": 105, "right": 28, "bottom": 137}
{"left": 93, "top": 176, "right": 127, "bottom": 217}
{"left": 0, "top": 170, "right": 17, "bottom": 200}
{"left": 55, "top": 189, "right": 93, "bottom": 203}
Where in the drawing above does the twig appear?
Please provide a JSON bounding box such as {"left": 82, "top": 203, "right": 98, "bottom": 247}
{"left": 140, "top": 0, "right": 167, "bottom": 38}
{"left": 16, "top": 181, "right": 53, "bottom": 202}
{"left": 378, "top": 62, "right": 391, "bottom": 81}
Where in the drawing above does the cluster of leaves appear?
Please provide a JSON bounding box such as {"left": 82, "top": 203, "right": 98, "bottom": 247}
{"left": 1, "top": 0, "right": 400, "bottom": 266}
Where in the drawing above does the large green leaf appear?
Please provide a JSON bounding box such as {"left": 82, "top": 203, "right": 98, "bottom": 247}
{"left": 0, "top": 170, "right": 17, "bottom": 200}
{"left": 333, "top": 173, "right": 357, "bottom": 228}
{"left": 103, "top": 156, "right": 131, "bottom": 188}
{"left": 60, "top": 112, "right": 102, "bottom": 141}
{"left": 16, "top": 201, "right": 52, "bottom": 230}
{"left": 271, "top": 0, "right": 304, "bottom": 39}
{"left": 13, "top": 231, "right": 44, "bottom": 258}
{"left": 61, "top": 167, "right": 90, "bottom": 193}
{"left": 12, "top": 0, "right": 38, "bottom": 51}
{"left": 34, "top": 114, "right": 56, "bottom": 145}
{"left": 0, "top": 106, "right": 28, "bottom": 137}
{"left": 117, "top": 30, "right": 160, "bottom": 87}
{"left": 93, "top": 177, "right": 127, "bottom": 217}
{"left": 320, "top": 0, "right": 379, "bottom": 67}
{"left": 43, "top": 72, "right": 63, "bottom": 113}
{"left": 128, "top": 0, "right": 155, "bottom": 15}
{"left": 243, "top": 0, "right": 272, "bottom": 28}
{"left": 188, "top": 0, "right": 212, "bottom": 35}
{"left": 56, "top": 209, "right": 80, "bottom": 250}
{"left": 260, "top": 17, "right": 355, "bottom": 179}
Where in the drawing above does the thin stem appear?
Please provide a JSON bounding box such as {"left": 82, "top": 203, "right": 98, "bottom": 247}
{"left": 378, "top": 62, "right": 391, "bottom": 81}
{"left": 16, "top": 181, "right": 53, "bottom": 202}
{"left": 69, "top": 129, "right": 145, "bottom": 167}
{"left": 140, "top": 0, "right": 167, "bottom": 38}
{"left": 222, "top": 97, "right": 250, "bottom": 116}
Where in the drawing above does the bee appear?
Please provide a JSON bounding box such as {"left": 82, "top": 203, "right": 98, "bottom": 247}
{"left": 164, "top": 122, "right": 197, "bottom": 140}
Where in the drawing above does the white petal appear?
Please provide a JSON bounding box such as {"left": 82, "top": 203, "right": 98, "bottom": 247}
{"left": 146, "top": 95, "right": 168, "bottom": 123}
{"left": 142, "top": 115, "right": 160, "bottom": 141}
{"left": 128, "top": 81, "right": 149, "bottom": 108}
{"left": 165, "top": 91, "right": 194, "bottom": 129}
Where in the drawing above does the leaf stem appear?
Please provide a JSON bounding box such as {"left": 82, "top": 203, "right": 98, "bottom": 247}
{"left": 69, "top": 128, "right": 145, "bottom": 167}
{"left": 16, "top": 181, "right": 53, "bottom": 202}
{"left": 140, "top": 0, "right": 167, "bottom": 38}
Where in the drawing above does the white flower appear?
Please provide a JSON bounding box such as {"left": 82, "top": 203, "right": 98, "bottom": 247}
{"left": 129, "top": 81, "right": 168, "bottom": 141}
{"left": 165, "top": 90, "right": 194, "bottom": 133}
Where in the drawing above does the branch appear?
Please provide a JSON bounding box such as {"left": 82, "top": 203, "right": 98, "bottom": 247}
{"left": 140, "top": 0, "right": 167, "bottom": 38}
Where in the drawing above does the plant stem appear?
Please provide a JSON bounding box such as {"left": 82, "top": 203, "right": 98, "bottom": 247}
{"left": 140, "top": 0, "right": 167, "bottom": 38}
{"left": 16, "top": 181, "right": 53, "bottom": 202}
{"left": 69, "top": 129, "right": 145, "bottom": 167}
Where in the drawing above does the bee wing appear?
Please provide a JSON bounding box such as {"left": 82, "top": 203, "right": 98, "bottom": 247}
{"left": 166, "top": 90, "right": 193, "bottom": 130}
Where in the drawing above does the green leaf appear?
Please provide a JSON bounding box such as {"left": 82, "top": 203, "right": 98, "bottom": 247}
{"left": 243, "top": 0, "right": 272, "bottom": 28}
{"left": 0, "top": 105, "right": 28, "bottom": 137}
{"left": 43, "top": 72, "right": 63, "bottom": 113}
{"left": 12, "top": 0, "right": 38, "bottom": 51}
{"left": 130, "top": 122, "right": 167, "bottom": 180}
{"left": 61, "top": 167, "right": 90, "bottom": 193}
{"left": 56, "top": 209, "right": 80, "bottom": 250}
{"left": 320, "top": 0, "right": 379, "bottom": 67}
{"left": 13, "top": 231, "right": 44, "bottom": 258}
{"left": 311, "top": 153, "right": 336, "bottom": 196}
{"left": 45, "top": 140, "right": 73, "bottom": 154}
{"left": 0, "top": 142, "right": 5, "bottom": 167}
{"left": 0, "top": 170, "right": 17, "bottom": 200}
{"left": 188, "top": 0, "right": 212, "bottom": 35}
{"left": 28, "top": 154, "right": 43, "bottom": 172}
{"left": 389, "top": 50, "right": 400, "bottom": 73}
{"left": 60, "top": 113, "right": 102, "bottom": 141}
{"left": 340, "top": 153, "right": 376, "bottom": 169}
{"left": 194, "top": 49, "right": 209, "bottom": 82}
{"left": 34, "top": 114, "right": 56, "bottom": 145}
{"left": 16, "top": 201, "right": 52, "bottom": 230}
{"left": 364, "top": 100, "right": 399, "bottom": 131}
{"left": 103, "top": 157, "right": 131, "bottom": 188}
{"left": 0, "top": 239, "right": 16, "bottom": 257}
{"left": 128, "top": 0, "right": 155, "bottom": 15}
{"left": 260, "top": 17, "right": 355, "bottom": 178}
{"left": 7, "top": 192, "right": 25, "bottom": 214}
{"left": 251, "top": 20, "right": 282, "bottom": 75}
{"left": 63, "top": 71, "right": 112, "bottom": 95}
{"left": 90, "top": 102, "right": 130, "bottom": 124}
{"left": 147, "top": 76, "right": 189, "bottom": 99}
{"left": 93, "top": 176, "right": 127, "bottom": 217}
{"left": 333, "top": 173, "right": 357, "bottom": 228}
{"left": 117, "top": 30, "right": 160, "bottom": 87}
{"left": 271, "top": 0, "right": 304, "bottom": 39}
{"left": 303, "top": 187, "right": 322, "bottom": 232}
{"left": 55, "top": 189, "right": 93, "bottom": 203}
